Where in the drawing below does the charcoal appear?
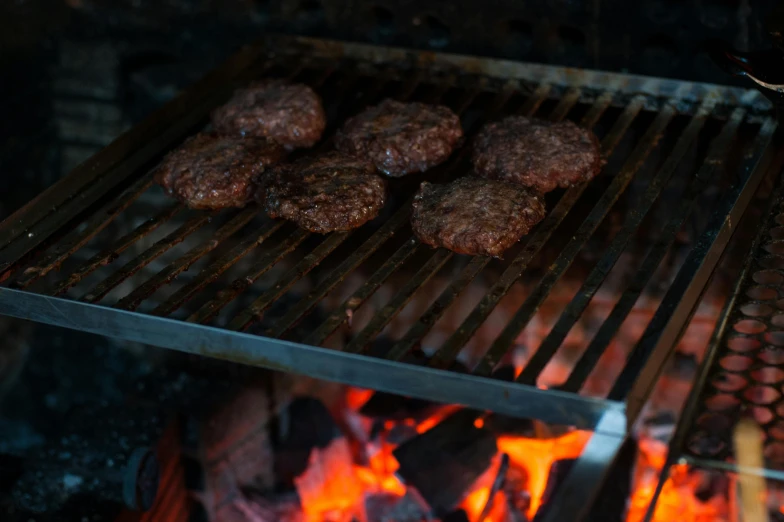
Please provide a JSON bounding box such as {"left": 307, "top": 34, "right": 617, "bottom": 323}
{"left": 273, "top": 397, "right": 339, "bottom": 487}
{"left": 363, "top": 491, "right": 430, "bottom": 522}
{"left": 393, "top": 409, "right": 497, "bottom": 516}
{"left": 361, "top": 393, "right": 440, "bottom": 422}
{"left": 532, "top": 459, "right": 576, "bottom": 522}
{"left": 442, "top": 509, "right": 470, "bottom": 522}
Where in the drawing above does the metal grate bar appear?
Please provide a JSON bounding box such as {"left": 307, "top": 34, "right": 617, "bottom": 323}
{"left": 8, "top": 174, "right": 155, "bottom": 288}
{"left": 115, "top": 207, "right": 260, "bottom": 311}
{"left": 80, "top": 212, "right": 217, "bottom": 303}
{"left": 264, "top": 203, "right": 412, "bottom": 338}
{"left": 302, "top": 239, "right": 422, "bottom": 346}
{"left": 474, "top": 103, "right": 677, "bottom": 376}
{"left": 561, "top": 108, "right": 751, "bottom": 394}
{"left": 0, "top": 48, "right": 273, "bottom": 253}
{"left": 428, "top": 95, "right": 647, "bottom": 368}
{"left": 345, "top": 249, "right": 454, "bottom": 354}
{"left": 610, "top": 117, "right": 778, "bottom": 415}
{"left": 387, "top": 91, "right": 613, "bottom": 362}
{"left": 496, "top": 99, "right": 717, "bottom": 381}
{"left": 188, "top": 228, "right": 310, "bottom": 325}
{"left": 228, "top": 231, "right": 353, "bottom": 331}
{"left": 298, "top": 85, "right": 535, "bottom": 348}
{"left": 50, "top": 203, "right": 185, "bottom": 296}
{"left": 151, "top": 220, "right": 284, "bottom": 317}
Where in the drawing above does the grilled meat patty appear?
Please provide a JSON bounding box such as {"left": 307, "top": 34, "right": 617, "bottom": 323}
{"left": 211, "top": 80, "right": 326, "bottom": 149}
{"left": 472, "top": 116, "right": 602, "bottom": 193}
{"left": 154, "top": 133, "right": 285, "bottom": 209}
{"left": 411, "top": 176, "right": 545, "bottom": 257}
{"left": 261, "top": 151, "right": 387, "bottom": 233}
{"left": 335, "top": 99, "right": 463, "bottom": 177}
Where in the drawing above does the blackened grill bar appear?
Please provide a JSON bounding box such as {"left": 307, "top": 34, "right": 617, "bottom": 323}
{"left": 0, "top": 35, "right": 776, "bottom": 506}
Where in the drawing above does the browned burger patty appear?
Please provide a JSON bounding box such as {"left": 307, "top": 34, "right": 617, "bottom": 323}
{"left": 211, "top": 81, "right": 326, "bottom": 149}
{"left": 411, "top": 176, "right": 545, "bottom": 257}
{"left": 335, "top": 99, "right": 463, "bottom": 177}
{"left": 472, "top": 116, "right": 602, "bottom": 193}
{"left": 153, "top": 133, "right": 285, "bottom": 210}
{"left": 261, "top": 151, "right": 386, "bottom": 233}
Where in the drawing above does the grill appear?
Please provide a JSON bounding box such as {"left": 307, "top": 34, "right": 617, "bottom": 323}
{"left": 0, "top": 35, "right": 778, "bottom": 440}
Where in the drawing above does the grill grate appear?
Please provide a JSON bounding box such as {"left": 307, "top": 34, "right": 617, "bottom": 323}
{"left": 0, "top": 35, "right": 778, "bottom": 435}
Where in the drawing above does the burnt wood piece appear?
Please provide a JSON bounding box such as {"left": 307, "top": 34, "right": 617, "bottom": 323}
{"left": 532, "top": 437, "right": 636, "bottom": 522}
{"left": 392, "top": 409, "right": 497, "bottom": 516}
{"left": 272, "top": 397, "right": 339, "bottom": 488}
{"left": 442, "top": 509, "right": 471, "bottom": 522}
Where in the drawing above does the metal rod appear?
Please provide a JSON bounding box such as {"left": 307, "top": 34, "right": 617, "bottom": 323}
{"left": 264, "top": 203, "right": 412, "bottom": 338}
{"left": 561, "top": 108, "right": 748, "bottom": 393}
{"left": 115, "top": 207, "right": 260, "bottom": 311}
{"left": 479, "top": 103, "right": 676, "bottom": 378}
{"left": 0, "top": 58, "right": 283, "bottom": 276}
{"left": 302, "top": 239, "right": 421, "bottom": 346}
{"left": 0, "top": 46, "right": 271, "bottom": 253}
{"left": 10, "top": 174, "right": 156, "bottom": 289}
{"left": 427, "top": 95, "right": 647, "bottom": 369}
{"left": 500, "top": 99, "right": 717, "bottom": 382}
{"left": 344, "top": 249, "right": 454, "bottom": 354}
{"left": 49, "top": 203, "right": 185, "bottom": 296}
{"left": 187, "top": 228, "right": 310, "bottom": 325}
{"left": 228, "top": 231, "right": 353, "bottom": 331}
{"left": 538, "top": 410, "right": 627, "bottom": 522}
{"left": 0, "top": 286, "right": 625, "bottom": 431}
{"left": 616, "top": 118, "right": 778, "bottom": 425}
{"left": 388, "top": 91, "right": 613, "bottom": 362}
{"left": 79, "top": 211, "right": 217, "bottom": 304}
{"left": 150, "top": 221, "right": 284, "bottom": 317}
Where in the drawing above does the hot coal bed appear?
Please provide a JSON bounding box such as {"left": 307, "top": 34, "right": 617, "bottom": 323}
{"left": 2, "top": 2, "right": 784, "bottom": 522}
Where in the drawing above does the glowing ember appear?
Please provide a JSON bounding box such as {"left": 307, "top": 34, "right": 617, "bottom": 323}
{"left": 289, "top": 387, "right": 732, "bottom": 522}
{"left": 498, "top": 430, "right": 591, "bottom": 518}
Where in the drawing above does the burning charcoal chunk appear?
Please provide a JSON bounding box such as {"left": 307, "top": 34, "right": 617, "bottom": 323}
{"left": 531, "top": 459, "right": 576, "bottom": 522}
{"left": 273, "top": 397, "right": 339, "bottom": 487}
{"left": 393, "top": 409, "right": 497, "bottom": 516}
{"left": 442, "top": 509, "right": 471, "bottom": 522}
{"left": 363, "top": 491, "right": 430, "bottom": 521}
{"left": 360, "top": 393, "right": 440, "bottom": 422}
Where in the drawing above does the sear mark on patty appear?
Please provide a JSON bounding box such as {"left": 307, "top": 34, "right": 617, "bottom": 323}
{"left": 261, "top": 151, "right": 387, "bottom": 234}
{"left": 472, "top": 116, "right": 602, "bottom": 193}
{"left": 411, "top": 176, "right": 545, "bottom": 258}
{"left": 211, "top": 80, "right": 326, "bottom": 149}
{"left": 335, "top": 98, "right": 463, "bottom": 177}
{"left": 154, "top": 133, "right": 286, "bottom": 210}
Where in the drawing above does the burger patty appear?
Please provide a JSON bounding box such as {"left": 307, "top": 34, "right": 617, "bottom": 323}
{"left": 211, "top": 80, "right": 326, "bottom": 149}
{"left": 154, "top": 133, "right": 285, "bottom": 209}
{"left": 261, "top": 151, "right": 387, "bottom": 233}
{"left": 411, "top": 176, "right": 545, "bottom": 257}
{"left": 472, "top": 116, "right": 602, "bottom": 193}
{"left": 335, "top": 99, "right": 463, "bottom": 177}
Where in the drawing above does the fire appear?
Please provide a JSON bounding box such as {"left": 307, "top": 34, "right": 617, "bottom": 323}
{"left": 292, "top": 388, "right": 732, "bottom": 522}
{"left": 498, "top": 430, "right": 591, "bottom": 518}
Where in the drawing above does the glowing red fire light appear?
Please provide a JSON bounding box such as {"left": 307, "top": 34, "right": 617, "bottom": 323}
{"left": 292, "top": 388, "right": 729, "bottom": 522}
